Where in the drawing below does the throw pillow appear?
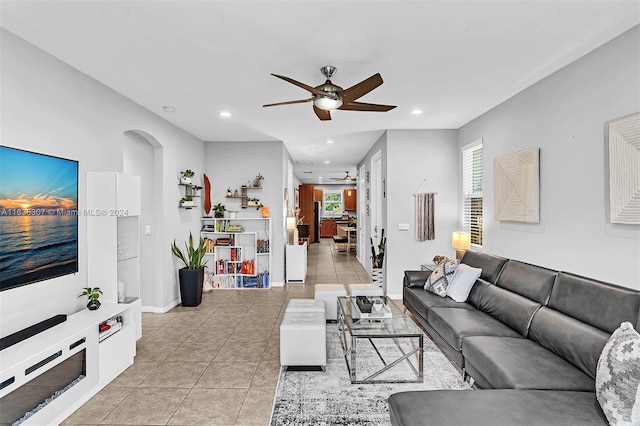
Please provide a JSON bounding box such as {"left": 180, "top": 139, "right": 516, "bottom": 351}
{"left": 596, "top": 321, "right": 640, "bottom": 425}
{"left": 632, "top": 383, "right": 640, "bottom": 426}
{"left": 446, "top": 263, "right": 482, "bottom": 302}
{"left": 424, "top": 259, "right": 458, "bottom": 297}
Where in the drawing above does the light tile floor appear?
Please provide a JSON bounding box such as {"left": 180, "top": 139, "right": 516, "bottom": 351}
{"left": 63, "top": 239, "right": 379, "bottom": 425}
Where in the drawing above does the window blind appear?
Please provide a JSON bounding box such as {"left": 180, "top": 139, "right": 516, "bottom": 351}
{"left": 462, "top": 142, "right": 483, "bottom": 246}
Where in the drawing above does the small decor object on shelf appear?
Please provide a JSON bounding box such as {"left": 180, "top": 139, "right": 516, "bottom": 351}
{"left": 213, "top": 203, "right": 226, "bottom": 218}
{"left": 117, "top": 280, "right": 126, "bottom": 303}
{"left": 203, "top": 174, "right": 212, "bottom": 216}
{"left": 226, "top": 187, "right": 232, "bottom": 197}
{"left": 171, "top": 232, "right": 207, "bottom": 307}
{"left": 252, "top": 173, "right": 264, "bottom": 188}
{"left": 180, "top": 196, "right": 195, "bottom": 208}
{"left": 79, "top": 287, "right": 103, "bottom": 310}
{"left": 180, "top": 169, "right": 195, "bottom": 185}
{"left": 246, "top": 197, "right": 263, "bottom": 210}
{"left": 261, "top": 206, "right": 270, "bottom": 218}
{"left": 432, "top": 255, "right": 449, "bottom": 265}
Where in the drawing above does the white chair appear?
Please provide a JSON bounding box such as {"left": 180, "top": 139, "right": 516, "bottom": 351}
{"left": 314, "top": 284, "right": 348, "bottom": 321}
{"left": 280, "top": 311, "right": 326, "bottom": 369}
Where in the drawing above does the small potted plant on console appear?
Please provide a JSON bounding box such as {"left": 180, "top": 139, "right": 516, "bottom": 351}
{"left": 80, "top": 287, "right": 103, "bottom": 310}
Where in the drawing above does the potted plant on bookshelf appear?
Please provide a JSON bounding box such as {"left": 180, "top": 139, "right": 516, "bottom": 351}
{"left": 79, "top": 287, "right": 103, "bottom": 310}
{"left": 180, "top": 169, "right": 195, "bottom": 185}
{"left": 171, "top": 233, "right": 207, "bottom": 307}
{"left": 213, "top": 203, "right": 226, "bottom": 218}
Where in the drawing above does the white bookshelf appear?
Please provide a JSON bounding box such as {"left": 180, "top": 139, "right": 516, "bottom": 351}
{"left": 201, "top": 217, "right": 271, "bottom": 289}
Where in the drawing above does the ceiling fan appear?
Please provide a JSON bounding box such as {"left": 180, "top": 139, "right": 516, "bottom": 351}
{"left": 263, "top": 66, "right": 396, "bottom": 121}
{"left": 331, "top": 171, "right": 357, "bottom": 182}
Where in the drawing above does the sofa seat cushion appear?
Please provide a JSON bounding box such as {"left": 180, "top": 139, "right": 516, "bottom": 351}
{"left": 463, "top": 336, "right": 595, "bottom": 390}
{"left": 429, "top": 307, "right": 521, "bottom": 351}
{"left": 403, "top": 287, "right": 473, "bottom": 321}
{"left": 388, "top": 390, "right": 607, "bottom": 426}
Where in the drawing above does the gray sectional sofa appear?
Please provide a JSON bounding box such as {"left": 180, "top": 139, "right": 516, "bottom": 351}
{"left": 389, "top": 251, "right": 640, "bottom": 426}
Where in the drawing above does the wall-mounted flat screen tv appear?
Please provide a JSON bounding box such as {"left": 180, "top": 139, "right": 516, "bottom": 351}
{"left": 0, "top": 146, "right": 78, "bottom": 291}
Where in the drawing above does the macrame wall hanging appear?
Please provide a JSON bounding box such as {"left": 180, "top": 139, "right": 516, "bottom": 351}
{"left": 414, "top": 179, "right": 436, "bottom": 241}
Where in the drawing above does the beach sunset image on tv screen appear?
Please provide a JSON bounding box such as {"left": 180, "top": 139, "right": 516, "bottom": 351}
{"left": 0, "top": 146, "right": 78, "bottom": 291}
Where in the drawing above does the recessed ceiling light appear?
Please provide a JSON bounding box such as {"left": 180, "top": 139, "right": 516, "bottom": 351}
{"left": 411, "top": 109, "right": 423, "bottom": 115}
{"left": 326, "top": 139, "right": 334, "bottom": 144}
{"left": 324, "top": 160, "right": 330, "bottom": 164}
{"left": 219, "top": 111, "right": 231, "bottom": 118}
{"left": 163, "top": 106, "right": 175, "bottom": 113}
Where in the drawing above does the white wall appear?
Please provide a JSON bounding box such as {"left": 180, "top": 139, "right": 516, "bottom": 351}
{"left": 358, "top": 132, "right": 388, "bottom": 280}
{"left": 458, "top": 25, "right": 640, "bottom": 290}
{"left": 204, "top": 141, "right": 287, "bottom": 285}
{"left": 0, "top": 29, "right": 205, "bottom": 334}
{"left": 385, "top": 130, "right": 459, "bottom": 297}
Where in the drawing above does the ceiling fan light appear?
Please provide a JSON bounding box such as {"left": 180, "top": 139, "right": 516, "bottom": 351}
{"left": 313, "top": 96, "right": 343, "bottom": 111}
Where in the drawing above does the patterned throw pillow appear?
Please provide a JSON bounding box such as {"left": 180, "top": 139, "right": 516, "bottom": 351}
{"left": 596, "top": 321, "right": 640, "bottom": 425}
{"left": 424, "top": 259, "right": 459, "bottom": 297}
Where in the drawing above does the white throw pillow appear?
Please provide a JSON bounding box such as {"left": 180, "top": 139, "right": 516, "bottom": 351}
{"left": 446, "top": 264, "right": 482, "bottom": 302}
{"left": 632, "top": 383, "right": 640, "bottom": 426}
{"left": 424, "top": 259, "right": 459, "bottom": 297}
{"left": 596, "top": 321, "right": 640, "bottom": 426}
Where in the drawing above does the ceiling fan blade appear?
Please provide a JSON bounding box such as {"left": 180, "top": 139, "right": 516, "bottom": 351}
{"left": 313, "top": 105, "right": 332, "bottom": 121}
{"left": 339, "top": 101, "right": 397, "bottom": 112}
{"left": 263, "top": 97, "right": 313, "bottom": 108}
{"left": 272, "top": 74, "right": 329, "bottom": 97}
{"left": 340, "top": 73, "right": 383, "bottom": 103}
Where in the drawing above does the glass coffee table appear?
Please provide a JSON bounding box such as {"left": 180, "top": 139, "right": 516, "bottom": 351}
{"left": 337, "top": 296, "right": 423, "bottom": 384}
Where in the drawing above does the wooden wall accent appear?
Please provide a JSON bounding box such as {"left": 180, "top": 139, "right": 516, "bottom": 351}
{"left": 299, "top": 184, "right": 315, "bottom": 243}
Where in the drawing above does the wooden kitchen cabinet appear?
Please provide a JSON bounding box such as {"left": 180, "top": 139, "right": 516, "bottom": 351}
{"left": 314, "top": 189, "right": 323, "bottom": 202}
{"left": 320, "top": 220, "right": 337, "bottom": 238}
{"left": 344, "top": 188, "right": 357, "bottom": 211}
{"left": 299, "top": 184, "right": 315, "bottom": 243}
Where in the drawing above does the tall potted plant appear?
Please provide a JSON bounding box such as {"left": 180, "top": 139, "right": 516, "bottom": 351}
{"left": 171, "top": 232, "right": 207, "bottom": 307}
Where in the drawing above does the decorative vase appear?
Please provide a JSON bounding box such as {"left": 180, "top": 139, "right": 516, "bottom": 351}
{"left": 180, "top": 177, "right": 192, "bottom": 185}
{"left": 117, "top": 280, "right": 126, "bottom": 303}
{"left": 87, "top": 299, "right": 101, "bottom": 310}
{"left": 179, "top": 267, "right": 204, "bottom": 307}
{"left": 229, "top": 211, "right": 237, "bottom": 219}
{"left": 261, "top": 206, "right": 270, "bottom": 218}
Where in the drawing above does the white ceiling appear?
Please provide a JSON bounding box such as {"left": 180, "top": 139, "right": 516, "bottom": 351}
{"left": 1, "top": 1, "right": 638, "bottom": 184}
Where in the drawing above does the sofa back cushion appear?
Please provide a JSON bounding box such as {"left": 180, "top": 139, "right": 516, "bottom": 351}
{"left": 529, "top": 307, "right": 610, "bottom": 380}
{"left": 460, "top": 251, "right": 508, "bottom": 284}
{"left": 548, "top": 272, "right": 640, "bottom": 333}
{"left": 471, "top": 283, "right": 541, "bottom": 336}
{"left": 495, "top": 260, "right": 557, "bottom": 305}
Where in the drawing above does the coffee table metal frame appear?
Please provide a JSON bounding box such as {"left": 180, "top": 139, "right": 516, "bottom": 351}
{"left": 337, "top": 296, "right": 423, "bottom": 384}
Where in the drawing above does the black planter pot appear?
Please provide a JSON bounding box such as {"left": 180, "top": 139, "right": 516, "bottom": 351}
{"left": 179, "top": 267, "right": 204, "bottom": 307}
{"left": 87, "top": 299, "right": 101, "bottom": 310}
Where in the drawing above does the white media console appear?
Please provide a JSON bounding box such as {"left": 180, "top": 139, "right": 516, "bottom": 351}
{"left": 0, "top": 303, "right": 135, "bottom": 425}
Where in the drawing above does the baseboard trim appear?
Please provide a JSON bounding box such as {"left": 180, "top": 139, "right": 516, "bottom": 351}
{"left": 141, "top": 299, "right": 179, "bottom": 314}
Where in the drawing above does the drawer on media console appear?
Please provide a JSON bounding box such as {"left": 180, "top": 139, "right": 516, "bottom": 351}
{"left": 98, "top": 324, "right": 134, "bottom": 384}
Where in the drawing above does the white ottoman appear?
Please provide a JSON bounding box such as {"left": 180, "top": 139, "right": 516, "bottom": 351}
{"left": 348, "top": 283, "right": 384, "bottom": 297}
{"left": 280, "top": 311, "right": 326, "bottom": 368}
{"left": 286, "top": 298, "right": 326, "bottom": 314}
{"left": 314, "top": 284, "right": 347, "bottom": 321}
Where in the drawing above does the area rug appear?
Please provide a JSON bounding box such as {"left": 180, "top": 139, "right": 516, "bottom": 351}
{"left": 270, "top": 323, "right": 470, "bottom": 425}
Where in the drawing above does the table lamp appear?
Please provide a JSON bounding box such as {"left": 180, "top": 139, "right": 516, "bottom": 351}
{"left": 287, "top": 217, "right": 297, "bottom": 245}
{"left": 452, "top": 231, "right": 471, "bottom": 260}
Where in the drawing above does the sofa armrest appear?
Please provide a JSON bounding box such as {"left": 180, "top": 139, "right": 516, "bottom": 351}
{"left": 404, "top": 270, "right": 431, "bottom": 288}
